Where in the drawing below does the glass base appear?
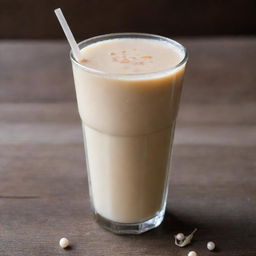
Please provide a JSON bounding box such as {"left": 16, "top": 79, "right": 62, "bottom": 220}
{"left": 94, "top": 208, "right": 165, "bottom": 235}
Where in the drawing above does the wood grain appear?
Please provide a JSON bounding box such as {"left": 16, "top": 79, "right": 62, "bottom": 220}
{"left": 0, "top": 39, "right": 255, "bottom": 256}
{"left": 0, "top": 38, "right": 255, "bottom": 103}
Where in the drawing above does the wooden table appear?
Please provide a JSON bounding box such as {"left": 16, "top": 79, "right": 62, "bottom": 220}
{"left": 0, "top": 38, "right": 255, "bottom": 256}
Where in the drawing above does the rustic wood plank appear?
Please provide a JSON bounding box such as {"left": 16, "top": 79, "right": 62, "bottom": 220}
{"left": 0, "top": 38, "right": 255, "bottom": 103}
{"left": 0, "top": 39, "right": 255, "bottom": 255}
{"left": 0, "top": 102, "right": 255, "bottom": 256}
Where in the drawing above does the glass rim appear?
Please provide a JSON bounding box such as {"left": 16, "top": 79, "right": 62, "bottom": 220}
{"left": 70, "top": 32, "right": 188, "bottom": 80}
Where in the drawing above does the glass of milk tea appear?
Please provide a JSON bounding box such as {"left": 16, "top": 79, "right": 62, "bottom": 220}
{"left": 70, "top": 33, "right": 188, "bottom": 234}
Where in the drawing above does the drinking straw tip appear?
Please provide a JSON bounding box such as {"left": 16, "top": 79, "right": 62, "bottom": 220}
{"left": 54, "top": 8, "right": 83, "bottom": 61}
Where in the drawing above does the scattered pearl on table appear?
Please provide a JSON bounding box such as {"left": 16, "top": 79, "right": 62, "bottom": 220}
{"left": 188, "top": 251, "right": 198, "bottom": 256}
{"left": 176, "top": 233, "right": 185, "bottom": 241}
{"left": 59, "top": 237, "right": 69, "bottom": 249}
{"left": 207, "top": 241, "right": 216, "bottom": 251}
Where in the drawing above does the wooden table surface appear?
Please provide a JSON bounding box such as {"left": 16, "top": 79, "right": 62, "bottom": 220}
{"left": 0, "top": 38, "right": 255, "bottom": 256}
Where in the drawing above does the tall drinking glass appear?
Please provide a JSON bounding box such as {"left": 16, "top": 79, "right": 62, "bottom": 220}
{"left": 70, "top": 33, "right": 188, "bottom": 234}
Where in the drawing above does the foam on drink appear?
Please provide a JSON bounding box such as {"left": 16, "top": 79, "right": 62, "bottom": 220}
{"left": 79, "top": 38, "right": 183, "bottom": 74}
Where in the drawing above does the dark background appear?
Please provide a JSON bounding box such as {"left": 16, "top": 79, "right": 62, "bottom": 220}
{"left": 0, "top": 0, "right": 255, "bottom": 39}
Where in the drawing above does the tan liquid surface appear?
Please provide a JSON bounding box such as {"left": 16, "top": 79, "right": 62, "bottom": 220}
{"left": 72, "top": 38, "right": 186, "bottom": 223}
{"left": 79, "top": 38, "right": 182, "bottom": 74}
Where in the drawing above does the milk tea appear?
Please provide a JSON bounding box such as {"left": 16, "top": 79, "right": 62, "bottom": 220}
{"left": 72, "top": 37, "right": 186, "bottom": 224}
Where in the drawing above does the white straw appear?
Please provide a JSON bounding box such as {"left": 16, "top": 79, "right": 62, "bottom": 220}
{"left": 54, "top": 8, "right": 83, "bottom": 62}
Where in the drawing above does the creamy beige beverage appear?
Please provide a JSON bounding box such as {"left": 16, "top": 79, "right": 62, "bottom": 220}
{"left": 71, "top": 35, "right": 186, "bottom": 226}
